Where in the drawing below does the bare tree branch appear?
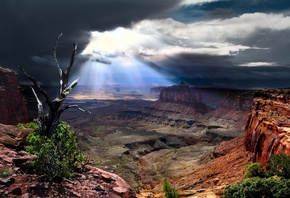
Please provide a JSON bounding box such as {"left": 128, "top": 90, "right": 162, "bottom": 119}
{"left": 53, "top": 33, "right": 64, "bottom": 94}
{"left": 18, "top": 65, "right": 53, "bottom": 109}
{"left": 31, "top": 87, "right": 44, "bottom": 132}
{"left": 54, "top": 78, "right": 79, "bottom": 102}
{"left": 20, "top": 35, "right": 89, "bottom": 137}
{"left": 61, "top": 105, "right": 91, "bottom": 114}
{"left": 66, "top": 43, "right": 77, "bottom": 76}
{"left": 59, "top": 43, "right": 78, "bottom": 94}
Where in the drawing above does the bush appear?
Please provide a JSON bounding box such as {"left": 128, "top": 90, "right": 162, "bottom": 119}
{"left": 224, "top": 154, "right": 290, "bottom": 198}
{"left": 244, "top": 162, "right": 266, "bottom": 179}
{"left": 266, "top": 154, "right": 290, "bottom": 179}
{"left": 162, "top": 179, "right": 180, "bottom": 198}
{"left": 21, "top": 119, "right": 84, "bottom": 180}
{"left": 0, "top": 168, "right": 13, "bottom": 178}
{"left": 223, "top": 177, "right": 290, "bottom": 198}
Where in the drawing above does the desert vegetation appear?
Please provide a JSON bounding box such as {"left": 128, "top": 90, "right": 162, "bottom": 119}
{"left": 162, "top": 179, "right": 180, "bottom": 198}
{"left": 18, "top": 34, "right": 87, "bottom": 181}
{"left": 224, "top": 154, "right": 290, "bottom": 198}
{"left": 19, "top": 119, "right": 84, "bottom": 180}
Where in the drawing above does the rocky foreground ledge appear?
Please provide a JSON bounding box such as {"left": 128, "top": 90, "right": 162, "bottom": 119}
{"left": 0, "top": 124, "right": 136, "bottom": 198}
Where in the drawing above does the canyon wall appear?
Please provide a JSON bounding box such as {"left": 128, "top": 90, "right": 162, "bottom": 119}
{"left": 147, "top": 84, "right": 254, "bottom": 140}
{"left": 0, "top": 67, "right": 31, "bottom": 125}
{"left": 244, "top": 89, "right": 290, "bottom": 165}
{"left": 159, "top": 84, "right": 253, "bottom": 111}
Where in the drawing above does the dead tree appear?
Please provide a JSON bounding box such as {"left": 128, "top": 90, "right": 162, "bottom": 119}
{"left": 19, "top": 34, "right": 90, "bottom": 137}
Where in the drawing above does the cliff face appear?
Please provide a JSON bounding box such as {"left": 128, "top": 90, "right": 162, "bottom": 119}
{"left": 148, "top": 85, "right": 254, "bottom": 139}
{"left": 0, "top": 67, "right": 30, "bottom": 125}
{"left": 244, "top": 89, "right": 290, "bottom": 165}
{"left": 159, "top": 85, "right": 253, "bottom": 111}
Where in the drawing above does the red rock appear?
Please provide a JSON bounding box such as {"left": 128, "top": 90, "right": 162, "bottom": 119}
{"left": 0, "top": 67, "right": 31, "bottom": 125}
{"left": 244, "top": 89, "right": 290, "bottom": 165}
{"left": 159, "top": 85, "right": 253, "bottom": 112}
{"left": 0, "top": 123, "right": 32, "bottom": 148}
{"left": 0, "top": 123, "right": 136, "bottom": 198}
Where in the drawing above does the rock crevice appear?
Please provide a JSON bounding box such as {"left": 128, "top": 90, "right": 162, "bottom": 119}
{"left": 244, "top": 89, "right": 290, "bottom": 165}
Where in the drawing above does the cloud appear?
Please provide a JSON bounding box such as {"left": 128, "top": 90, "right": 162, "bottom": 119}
{"left": 81, "top": 11, "right": 290, "bottom": 88}
{"left": 3, "top": 0, "right": 290, "bottom": 88}
{"left": 173, "top": 0, "right": 290, "bottom": 23}
{"left": 181, "top": 0, "right": 220, "bottom": 6}
{"left": 0, "top": 0, "right": 180, "bottom": 84}
{"left": 239, "top": 62, "right": 279, "bottom": 67}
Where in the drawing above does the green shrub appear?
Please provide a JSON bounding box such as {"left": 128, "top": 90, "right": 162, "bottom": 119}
{"left": 266, "top": 154, "right": 290, "bottom": 179}
{"left": 0, "top": 168, "right": 13, "bottom": 178}
{"left": 17, "top": 118, "right": 38, "bottom": 129}
{"left": 224, "top": 154, "right": 290, "bottom": 198}
{"left": 224, "top": 177, "right": 290, "bottom": 198}
{"left": 244, "top": 162, "right": 266, "bottom": 179}
{"left": 162, "top": 179, "right": 180, "bottom": 198}
{"left": 23, "top": 119, "right": 84, "bottom": 180}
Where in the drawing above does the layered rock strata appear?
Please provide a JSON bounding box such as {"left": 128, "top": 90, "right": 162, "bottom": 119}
{"left": 0, "top": 67, "right": 30, "bottom": 125}
{"left": 147, "top": 84, "right": 254, "bottom": 139}
{"left": 244, "top": 89, "right": 290, "bottom": 165}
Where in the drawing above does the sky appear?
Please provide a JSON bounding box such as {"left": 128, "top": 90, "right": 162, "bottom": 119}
{"left": 1, "top": 0, "right": 290, "bottom": 88}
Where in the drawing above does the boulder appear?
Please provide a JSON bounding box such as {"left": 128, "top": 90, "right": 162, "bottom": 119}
{"left": 0, "top": 123, "right": 32, "bottom": 148}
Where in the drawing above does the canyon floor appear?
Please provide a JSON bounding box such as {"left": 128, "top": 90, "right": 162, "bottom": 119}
{"left": 54, "top": 92, "right": 251, "bottom": 197}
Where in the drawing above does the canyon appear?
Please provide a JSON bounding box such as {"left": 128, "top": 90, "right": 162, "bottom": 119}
{"left": 58, "top": 84, "right": 254, "bottom": 197}
{"left": 2, "top": 66, "right": 290, "bottom": 197}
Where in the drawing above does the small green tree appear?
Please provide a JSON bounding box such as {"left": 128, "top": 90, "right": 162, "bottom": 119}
{"left": 20, "top": 119, "right": 84, "bottom": 180}
{"left": 162, "top": 179, "right": 180, "bottom": 198}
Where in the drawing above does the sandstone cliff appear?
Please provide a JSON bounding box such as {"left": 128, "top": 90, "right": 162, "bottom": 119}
{"left": 0, "top": 67, "right": 30, "bottom": 125}
{"left": 244, "top": 89, "right": 290, "bottom": 165}
{"left": 159, "top": 84, "right": 253, "bottom": 111}
{"left": 147, "top": 84, "right": 254, "bottom": 140}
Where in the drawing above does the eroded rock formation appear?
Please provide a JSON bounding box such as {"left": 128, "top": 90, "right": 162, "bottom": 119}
{"left": 147, "top": 84, "right": 254, "bottom": 140}
{"left": 159, "top": 84, "right": 253, "bottom": 111}
{"left": 0, "top": 123, "right": 136, "bottom": 198}
{"left": 244, "top": 89, "right": 290, "bottom": 165}
{"left": 0, "top": 67, "right": 30, "bottom": 125}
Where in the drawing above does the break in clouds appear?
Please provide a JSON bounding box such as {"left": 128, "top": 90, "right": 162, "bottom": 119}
{"left": 0, "top": 0, "right": 180, "bottom": 84}
{"left": 2, "top": 0, "right": 290, "bottom": 88}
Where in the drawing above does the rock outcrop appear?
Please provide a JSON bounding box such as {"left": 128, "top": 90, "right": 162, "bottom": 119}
{"left": 159, "top": 84, "right": 253, "bottom": 112}
{"left": 0, "top": 67, "right": 31, "bottom": 125}
{"left": 147, "top": 84, "right": 254, "bottom": 140}
{"left": 0, "top": 123, "right": 136, "bottom": 198}
{"left": 244, "top": 89, "right": 290, "bottom": 165}
{"left": 0, "top": 123, "right": 32, "bottom": 148}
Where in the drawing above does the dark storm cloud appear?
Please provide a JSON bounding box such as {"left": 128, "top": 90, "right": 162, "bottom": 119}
{"left": 172, "top": 0, "right": 290, "bottom": 22}
{"left": 0, "top": 0, "right": 180, "bottom": 84}
{"left": 141, "top": 52, "right": 290, "bottom": 89}
{"left": 230, "top": 29, "right": 290, "bottom": 66}
{"left": 137, "top": 0, "right": 290, "bottom": 89}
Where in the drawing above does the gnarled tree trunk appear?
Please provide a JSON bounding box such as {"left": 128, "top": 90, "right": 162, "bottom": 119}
{"left": 20, "top": 34, "right": 90, "bottom": 137}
